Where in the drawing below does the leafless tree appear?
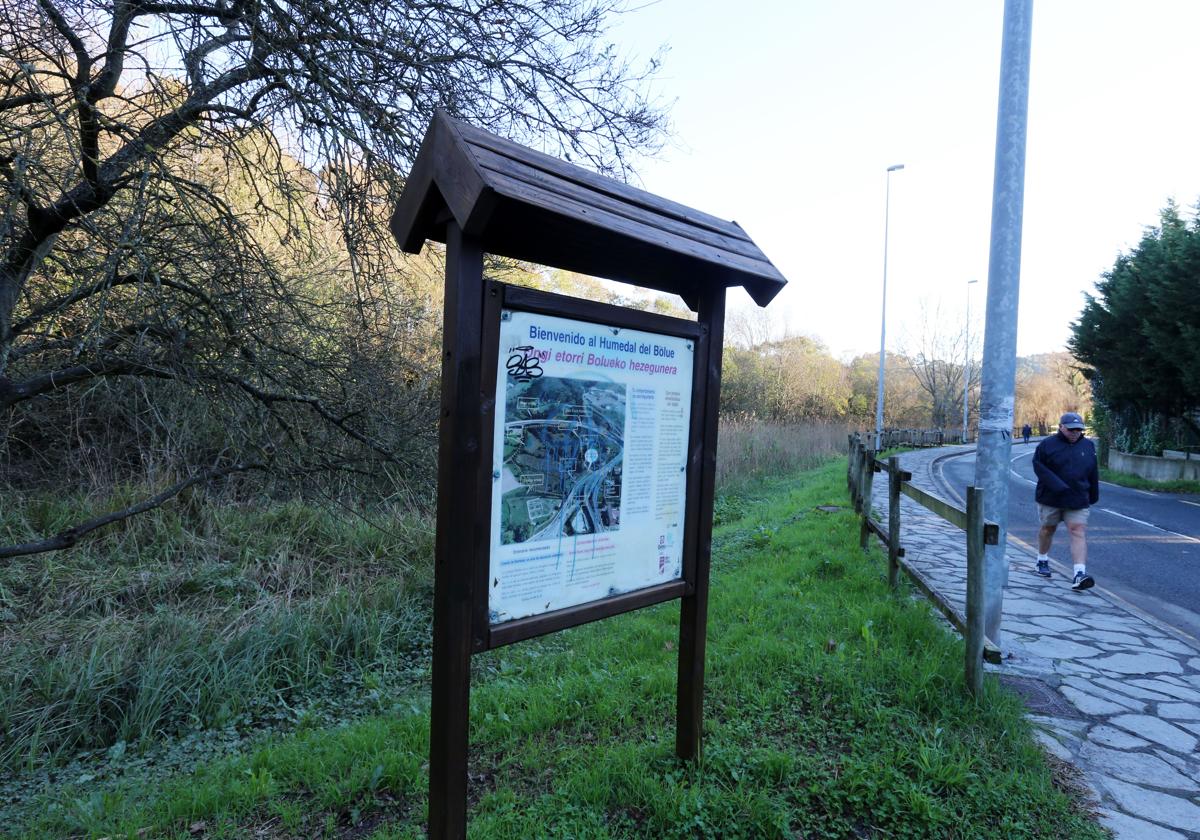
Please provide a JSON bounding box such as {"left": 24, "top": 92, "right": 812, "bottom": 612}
{"left": 898, "top": 298, "right": 979, "bottom": 429}
{"left": 0, "top": 0, "right": 666, "bottom": 557}
{"left": 725, "top": 306, "right": 775, "bottom": 350}
{"left": 1014, "top": 352, "right": 1092, "bottom": 433}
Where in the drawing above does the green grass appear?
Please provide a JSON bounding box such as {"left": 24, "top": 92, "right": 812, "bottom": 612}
{"left": 1100, "top": 467, "right": 1200, "bottom": 494}
{"left": 0, "top": 494, "right": 436, "bottom": 776}
{"left": 5, "top": 461, "right": 1105, "bottom": 839}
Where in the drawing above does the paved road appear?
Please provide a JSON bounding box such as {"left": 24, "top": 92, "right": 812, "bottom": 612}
{"left": 936, "top": 439, "right": 1200, "bottom": 642}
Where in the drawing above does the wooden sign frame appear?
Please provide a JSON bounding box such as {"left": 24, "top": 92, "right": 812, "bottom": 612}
{"left": 478, "top": 281, "right": 710, "bottom": 650}
{"left": 428, "top": 237, "right": 724, "bottom": 836}
{"left": 390, "top": 112, "right": 785, "bottom": 839}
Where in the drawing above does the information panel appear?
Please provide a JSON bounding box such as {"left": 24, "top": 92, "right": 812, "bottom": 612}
{"left": 489, "top": 309, "right": 695, "bottom": 624}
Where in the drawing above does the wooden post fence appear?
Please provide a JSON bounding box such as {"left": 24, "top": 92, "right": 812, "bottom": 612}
{"left": 848, "top": 441, "right": 1000, "bottom": 693}
{"left": 859, "top": 441, "right": 876, "bottom": 550}
{"left": 887, "top": 456, "right": 901, "bottom": 591}
{"left": 965, "top": 487, "right": 986, "bottom": 697}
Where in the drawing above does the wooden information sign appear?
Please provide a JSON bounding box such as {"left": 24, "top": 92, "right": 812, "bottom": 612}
{"left": 390, "top": 111, "right": 787, "bottom": 839}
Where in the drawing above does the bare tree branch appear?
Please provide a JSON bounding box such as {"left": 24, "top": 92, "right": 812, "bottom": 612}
{"left": 0, "top": 459, "right": 266, "bottom": 559}
{"left": 0, "top": 0, "right": 665, "bottom": 558}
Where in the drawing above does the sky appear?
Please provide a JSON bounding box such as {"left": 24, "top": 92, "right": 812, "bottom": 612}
{"left": 608, "top": 0, "right": 1200, "bottom": 359}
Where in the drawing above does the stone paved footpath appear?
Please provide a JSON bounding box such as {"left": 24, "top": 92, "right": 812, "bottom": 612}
{"left": 869, "top": 443, "right": 1200, "bottom": 840}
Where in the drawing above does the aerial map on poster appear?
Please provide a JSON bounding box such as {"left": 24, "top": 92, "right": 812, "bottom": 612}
{"left": 489, "top": 309, "right": 695, "bottom": 624}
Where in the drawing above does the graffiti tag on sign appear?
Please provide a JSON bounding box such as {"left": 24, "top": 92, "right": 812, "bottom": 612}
{"left": 506, "top": 346, "right": 545, "bottom": 382}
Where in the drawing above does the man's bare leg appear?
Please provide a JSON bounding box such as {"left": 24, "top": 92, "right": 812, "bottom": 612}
{"left": 1038, "top": 523, "right": 1056, "bottom": 555}
{"left": 1067, "top": 522, "right": 1087, "bottom": 567}
{"left": 1035, "top": 523, "right": 1057, "bottom": 577}
{"left": 1066, "top": 521, "right": 1094, "bottom": 589}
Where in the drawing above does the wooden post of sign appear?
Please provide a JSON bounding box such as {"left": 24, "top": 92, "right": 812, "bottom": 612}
{"left": 676, "top": 286, "right": 725, "bottom": 761}
{"left": 428, "top": 223, "right": 485, "bottom": 840}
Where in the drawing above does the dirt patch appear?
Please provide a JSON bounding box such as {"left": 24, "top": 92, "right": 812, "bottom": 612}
{"left": 1041, "top": 750, "right": 1105, "bottom": 827}
{"left": 999, "top": 674, "right": 1083, "bottom": 719}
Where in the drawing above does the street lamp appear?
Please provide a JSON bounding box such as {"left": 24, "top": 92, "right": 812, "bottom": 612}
{"left": 874, "top": 163, "right": 904, "bottom": 449}
{"left": 962, "top": 279, "right": 979, "bottom": 443}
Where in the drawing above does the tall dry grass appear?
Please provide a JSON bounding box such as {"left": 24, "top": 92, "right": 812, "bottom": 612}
{"left": 716, "top": 416, "right": 850, "bottom": 487}
{"left": 0, "top": 494, "right": 435, "bottom": 776}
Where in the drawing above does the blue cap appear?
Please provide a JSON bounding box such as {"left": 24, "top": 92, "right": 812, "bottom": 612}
{"left": 1060, "top": 412, "right": 1085, "bottom": 430}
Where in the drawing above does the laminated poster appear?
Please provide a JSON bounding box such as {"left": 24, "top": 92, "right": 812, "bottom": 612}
{"left": 489, "top": 309, "right": 695, "bottom": 624}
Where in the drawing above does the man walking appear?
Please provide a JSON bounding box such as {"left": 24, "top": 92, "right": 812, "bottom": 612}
{"left": 1032, "top": 412, "right": 1098, "bottom": 590}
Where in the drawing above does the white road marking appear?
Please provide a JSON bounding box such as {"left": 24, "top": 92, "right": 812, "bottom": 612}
{"left": 1102, "top": 482, "right": 1156, "bottom": 497}
{"left": 1009, "top": 450, "right": 1035, "bottom": 484}
{"left": 1095, "top": 507, "right": 1200, "bottom": 545}
{"left": 941, "top": 447, "right": 1199, "bottom": 541}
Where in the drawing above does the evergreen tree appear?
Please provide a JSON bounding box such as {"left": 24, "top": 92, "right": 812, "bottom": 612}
{"left": 1070, "top": 202, "right": 1200, "bottom": 440}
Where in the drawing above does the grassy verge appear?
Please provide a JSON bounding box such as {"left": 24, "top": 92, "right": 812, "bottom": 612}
{"left": 1100, "top": 467, "right": 1200, "bottom": 494}
{"left": 0, "top": 419, "right": 847, "bottom": 788}
{"left": 7, "top": 460, "right": 1104, "bottom": 839}
{"left": 0, "top": 495, "right": 436, "bottom": 781}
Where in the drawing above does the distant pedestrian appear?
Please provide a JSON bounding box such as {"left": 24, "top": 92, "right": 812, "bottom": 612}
{"left": 1021, "top": 423, "right": 1032, "bottom": 445}
{"left": 1032, "top": 412, "right": 1098, "bottom": 591}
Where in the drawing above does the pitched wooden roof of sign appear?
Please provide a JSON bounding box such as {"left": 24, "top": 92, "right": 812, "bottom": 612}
{"left": 390, "top": 111, "right": 786, "bottom": 308}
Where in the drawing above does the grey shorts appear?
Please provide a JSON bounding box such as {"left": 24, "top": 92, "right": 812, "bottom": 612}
{"left": 1037, "top": 504, "right": 1089, "bottom": 527}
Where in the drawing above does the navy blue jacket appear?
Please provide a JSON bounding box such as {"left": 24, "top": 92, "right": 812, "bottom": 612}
{"left": 1032, "top": 431, "right": 1099, "bottom": 510}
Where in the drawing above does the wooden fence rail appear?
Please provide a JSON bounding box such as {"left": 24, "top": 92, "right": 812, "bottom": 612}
{"left": 846, "top": 433, "right": 1000, "bottom": 697}
{"left": 869, "top": 428, "right": 960, "bottom": 450}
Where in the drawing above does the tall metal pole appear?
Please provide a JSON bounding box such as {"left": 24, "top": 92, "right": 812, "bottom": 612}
{"left": 962, "top": 279, "right": 978, "bottom": 443}
{"left": 874, "top": 163, "right": 904, "bottom": 449}
{"left": 974, "top": 0, "right": 1034, "bottom": 645}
